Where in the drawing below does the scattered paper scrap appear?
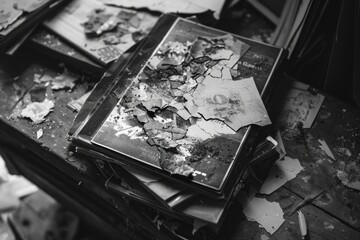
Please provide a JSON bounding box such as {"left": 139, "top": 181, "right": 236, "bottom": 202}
{"left": 275, "top": 130, "right": 286, "bottom": 159}
{"left": 243, "top": 196, "right": 285, "bottom": 234}
{"left": 33, "top": 73, "right": 53, "bottom": 84}
{"left": 36, "top": 129, "right": 43, "bottom": 139}
{"left": 318, "top": 139, "right": 335, "bottom": 160}
{"left": 20, "top": 98, "right": 54, "bottom": 124}
{"left": 337, "top": 170, "right": 360, "bottom": 191}
{"left": 51, "top": 71, "right": 78, "bottom": 90}
{"left": 260, "top": 156, "right": 303, "bottom": 194}
{"left": 279, "top": 81, "right": 324, "bottom": 128}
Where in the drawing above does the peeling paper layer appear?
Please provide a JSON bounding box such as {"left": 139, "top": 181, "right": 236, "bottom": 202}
{"left": 260, "top": 156, "right": 303, "bottom": 194}
{"left": 243, "top": 196, "right": 285, "bottom": 234}
{"left": 189, "top": 76, "right": 271, "bottom": 131}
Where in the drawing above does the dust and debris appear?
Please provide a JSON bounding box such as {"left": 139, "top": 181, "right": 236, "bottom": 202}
{"left": 301, "top": 175, "right": 311, "bottom": 183}
{"left": 337, "top": 163, "right": 360, "bottom": 191}
{"left": 260, "top": 156, "right": 303, "bottom": 194}
{"left": 33, "top": 73, "right": 53, "bottom": 84}
{"left": 323, "top": 221, "right": 335, "bottom": 231}
{"left": 318, "top": 139, "right": 335, "bottom": 161}
{"left": 260, "top": 234, "right": 269, "bottom": 240}
{"left": 20, "top": 98, "right": 54, "bottom": 124}
{"left": 334, "top": 147, "right": 352, "bottom": 157}
{"left": 36, "top": 129, "right": 43, "bottom": 139}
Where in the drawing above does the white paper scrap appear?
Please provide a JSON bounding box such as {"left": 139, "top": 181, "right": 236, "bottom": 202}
{"left": 243, "top": 197, "right": 285, "bottom": 234}
{"left": 20, "top": 99, "right": 55, "bottom": 124}
{"left": 318, "top": 139, "right": 335, "bottom": 160}
{"left": 260, "top": 156, "right": 303, "bottom": 194}
{"left": 36, "top": 129, "right": 43, "bottom": 139}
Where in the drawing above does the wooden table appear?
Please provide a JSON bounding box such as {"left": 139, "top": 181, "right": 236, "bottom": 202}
{"left": 1, "top": 46, "right": 359, "bottom": 240}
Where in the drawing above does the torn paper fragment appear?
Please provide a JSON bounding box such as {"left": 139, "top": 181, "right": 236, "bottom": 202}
{"left": 243, "top": 197, "right": 285, "bottom": 234}
{"left": 36, "top": 129, "right": 43, "bottom": 139}
{"left": 260, "top": 156, "right": 303, "bottom": 194}
{"left": 318, "top": 139, "right": 335, "bottom": 160}
{"left": 337, "top": 170, "right": 360, "bottom": 191}
{"left": 34, "top": 73, "right": 53, "bottom": 84}
{"left": 51, "top": 71, "right": 78, "bottom": 90}
{"left": 191, "top": 76, "right": 271, "bottom": 131}
{"left": 20, "top": 99, "right": 54, "bottom": 124}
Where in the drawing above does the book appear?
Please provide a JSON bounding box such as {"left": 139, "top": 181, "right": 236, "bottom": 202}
{"left": 70, "top": 13, "right": 286, "bottom": 199}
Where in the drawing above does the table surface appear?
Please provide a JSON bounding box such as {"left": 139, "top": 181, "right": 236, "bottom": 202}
{"left": 1, "top": 38, "right": 360, "bottom": 240}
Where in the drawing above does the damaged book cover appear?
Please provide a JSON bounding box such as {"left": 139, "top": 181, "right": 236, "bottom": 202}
{"left": 90, "top": 17, "right": 272, "bottom": 191}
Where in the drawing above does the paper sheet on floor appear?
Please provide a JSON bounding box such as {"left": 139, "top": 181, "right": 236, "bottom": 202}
{"left": 242, "top": 196, "right": 285, "bottom": 234}
{"left": 278, "top": 81, "right": 324, "bottom": 129}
